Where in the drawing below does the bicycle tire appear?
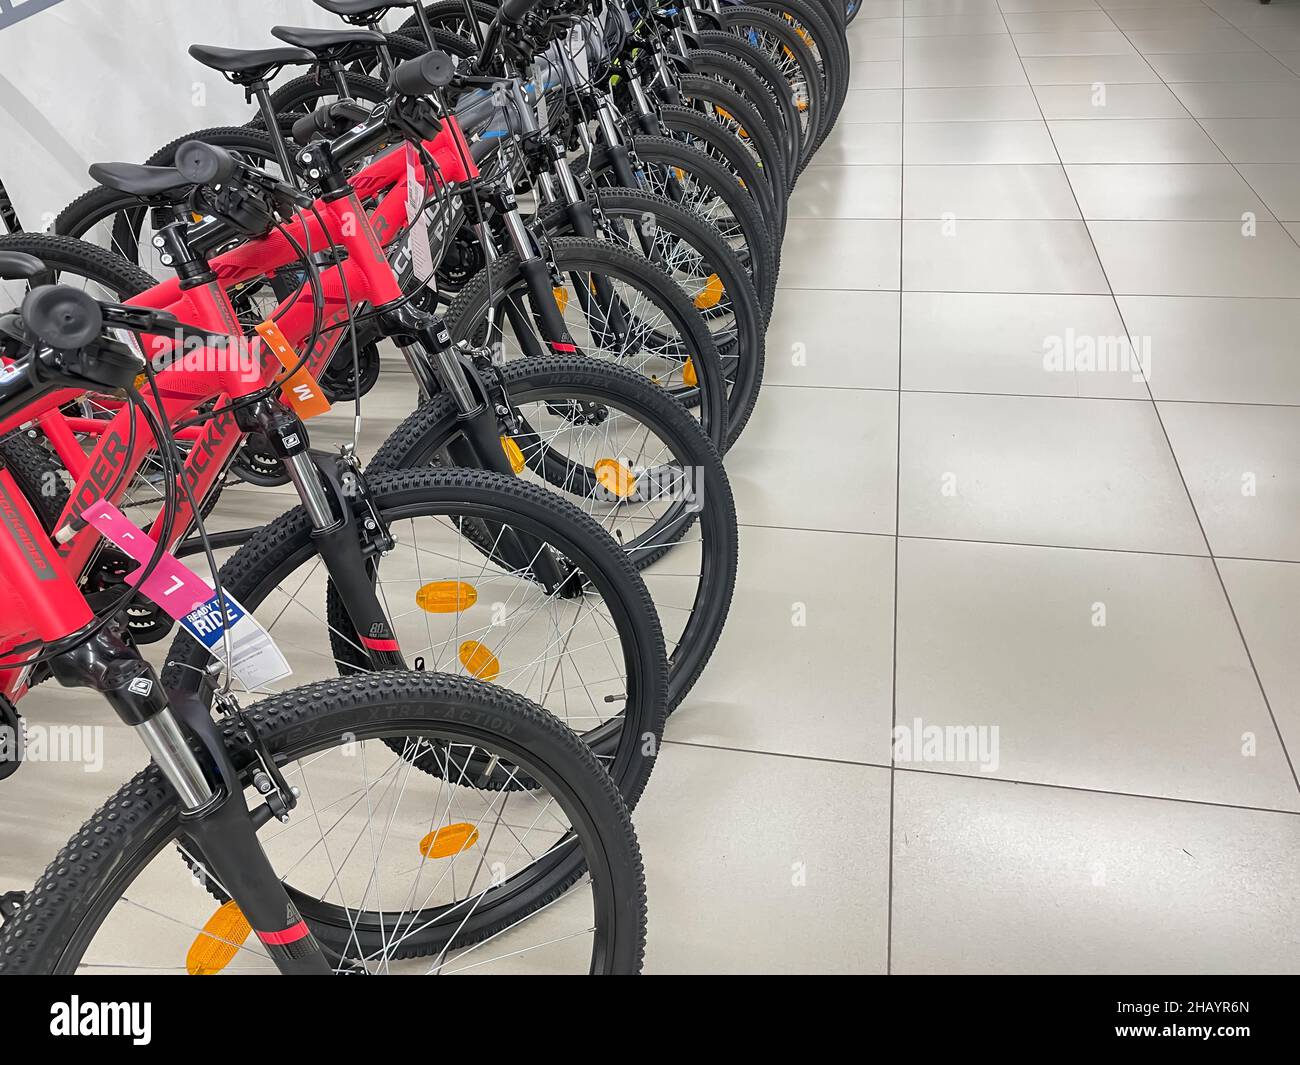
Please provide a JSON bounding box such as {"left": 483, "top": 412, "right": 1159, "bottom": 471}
{"left": 0, "top": 433, "right": 68, "bottom": 532}
{"left": 533, "top": 187, "right": 767, "bottom": 442}
{"left": 0, "top": 671, "right": 647, "bottom": 974}
{"left": 716, "top": 7, "right": 825, "bottom": 172}
{"left": 676, "top": 70, "right": 791, "bottom": 224}
{"left": 582, "top": 135, "right": 779, "bottom": 326}
{"left": 656, "top": 104, "right": 783, "bottom": 237}
{"left": 690, "top": 32, "right": 802, "bottom": 174}
{"left": 159, "top": 465, "right": 669, "bottom": 809}
{"left": 750, "top": 0, "right": 849, "bottom": 153}
{"left": 447, "top": 235, "right": 731, "bottom": 448}
{"left": 682, "top": 51, "right": 795, "bottom": 187}
{"left": 368, "top": 354, "right": 739, "bottom": 708}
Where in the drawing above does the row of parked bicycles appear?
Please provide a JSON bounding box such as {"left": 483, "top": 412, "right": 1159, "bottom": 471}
{"left": 0, "top": 0, "right": 853, "bottom": 973}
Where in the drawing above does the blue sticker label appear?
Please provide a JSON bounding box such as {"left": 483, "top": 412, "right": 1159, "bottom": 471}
{"left": 181, "top": 594, "right": 247, "bottom": 649}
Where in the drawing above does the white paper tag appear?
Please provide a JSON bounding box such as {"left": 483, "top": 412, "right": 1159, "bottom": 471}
{"left": 179, "top": 588, "right": 292, "bottom": 692}
{"left": 405, "top": 144, "right": 435, "bottom": 285}
{"left": 570, "top": 25, "right": 589, "bottom": 82}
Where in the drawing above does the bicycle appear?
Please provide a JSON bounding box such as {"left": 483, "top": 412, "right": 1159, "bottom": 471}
{"left": 0, "top": 272, "right": 647, "bottom": 974}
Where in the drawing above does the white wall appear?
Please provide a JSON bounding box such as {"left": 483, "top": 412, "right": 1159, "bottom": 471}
{"left": 0, "top": 0, "right": 402, "bottom": 229}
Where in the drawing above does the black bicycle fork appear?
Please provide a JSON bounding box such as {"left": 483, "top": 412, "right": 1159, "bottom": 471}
{"left": 47, "top": 627, "right": 333, "bottom": 974}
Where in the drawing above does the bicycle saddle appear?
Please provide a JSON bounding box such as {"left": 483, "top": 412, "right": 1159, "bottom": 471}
{"left": 0, "top": 251, "right": 45, "bottom": 282}
{"left": 314, "top": 0, "right": 419, "bottom": 21}
{"left": 88, "top": 161, "right": 191, "bottom": 200}
{"left": 270, "top": 25, "right": 387, "bottom": 55}
{"left": 187, "top": 44, "right": 315, "bottom": 83}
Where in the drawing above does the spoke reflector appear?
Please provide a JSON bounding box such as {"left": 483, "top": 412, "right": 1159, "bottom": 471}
{"left": 682, "top": 357, "right": 698, "bottom": 388}
{"left": 594, "top": 458, "right": 637, "bottom": 499}
{"left": 693, "top": 274, "right": 724, "bottom": 310}
{"left": 459, "top": 640, "right": 500, "bottom": 681}
{"left": 501, "top": 435, "right": 526, "bottom": 474}
{"left": 419, "top": 822, "right": 481, "bottom": 859}
{"left": 552, "top": 286, "right": 569, "bottom": 314}
{"left": 416, "top": 580, "right": 478, "bottom": 614}
{"left": 186, "top": 900, "right": 252, "bottom": 975}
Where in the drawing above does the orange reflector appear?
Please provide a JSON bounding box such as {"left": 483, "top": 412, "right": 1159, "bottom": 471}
{"left": 682, "top": 357, "right": 698, "bottom": 388}
{"left": 501, "top": 435, "right": 526, "bottom": 474}
{"left": 419, "top": 822, "right": 480, "bottom": 859}
{"left": 594, "top": 458, "right": 637, "bottom": 499}
{"left": 715, "top": 107, "right": 747, "bottom": 138}
{"left": 416, "top": 580, "right": 477, "bottom": 614}
{"left": 459, "top": 640, "right": 500, "bottom": 681}
{"left": 186, "top": 900, "right": 252, "bottom": 976}
{"left": 693, "top": 274, "right": 723, "bottom": 310}
{"left": 255, "top": 319, "right": 331, "bottom": 420}
{"left": 552, "top": 286, "right": 569, "bottom": 314}
{"left": 674, "top": 167, "right": 687, "bottom": 183}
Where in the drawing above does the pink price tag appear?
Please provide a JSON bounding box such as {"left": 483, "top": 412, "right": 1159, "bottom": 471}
{"left": 80, "top": 500, "right": 213, "bottom": 620}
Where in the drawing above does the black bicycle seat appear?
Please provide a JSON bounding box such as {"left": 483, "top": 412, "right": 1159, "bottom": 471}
{"left": 314, "top": 0, "right": 418, "bottom": 22}
{"left": 271, "top": 25, "right": 387, "bottom": 55}
{"left": 0, "top": 251, "right": 46, "bottom": 282}
{"left": 88, "top": 161, "right": 191, "bottom": 201}
{"left": 188, "top": 44, "right": 315, "bottom": 83}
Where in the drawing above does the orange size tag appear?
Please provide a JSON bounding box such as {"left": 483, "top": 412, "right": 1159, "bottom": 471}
{"left": 254, "top": 319, "right": 332, "bottom": 420}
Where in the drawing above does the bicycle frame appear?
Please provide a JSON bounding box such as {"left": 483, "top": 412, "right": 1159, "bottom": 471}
{"left": 0, "top": 123, "right": 478, "bottom": 696}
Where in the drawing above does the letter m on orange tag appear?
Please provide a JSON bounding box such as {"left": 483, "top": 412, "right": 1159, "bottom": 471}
{"left": 254, "top": 319, "right": 331, "bottom": 420}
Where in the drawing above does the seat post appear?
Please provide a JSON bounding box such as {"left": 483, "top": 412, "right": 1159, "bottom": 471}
{"left": 366, "top": 20, "right": 396, "bottom": 80}
{"left": 248, "top": 79, "right": 302, "bottom": 188}
{"left": 327, "top": 57, "right": 355, "bottom": 97}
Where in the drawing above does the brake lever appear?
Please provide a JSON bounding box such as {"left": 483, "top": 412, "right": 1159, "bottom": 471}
{"left": 238, "top": 165, "right": 315, "bottom": 211}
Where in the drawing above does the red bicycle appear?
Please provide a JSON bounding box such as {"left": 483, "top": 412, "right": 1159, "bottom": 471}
{"left": 0, "top": 272, "right": 646, "bottom": 974}
{"left": 0, "top": 56, "right": 670, "bottom": 814}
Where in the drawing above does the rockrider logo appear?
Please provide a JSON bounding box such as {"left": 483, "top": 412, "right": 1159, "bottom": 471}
{"left": 49, "top": 996, "right": 152, "bottom": 1045}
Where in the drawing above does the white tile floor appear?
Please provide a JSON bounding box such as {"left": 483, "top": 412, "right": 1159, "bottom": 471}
{"left": 4, "top": 1, "right": 1300, "bottom": 975}
{"left": 644, "top": 0, "right": 1300, "bottom": 973}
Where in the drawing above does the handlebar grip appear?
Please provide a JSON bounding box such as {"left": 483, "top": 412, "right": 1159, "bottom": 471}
{"left": 500, "top": 0, "right": 544, "bottom": 25}
{"left": 21, "top": 286, "right": 103, "bottom": 351}
{"left": 175, "top": 140, "right": 238, "bottom": 186}
{"left": 392, "top": 51, "right": 455, "bottom": 95}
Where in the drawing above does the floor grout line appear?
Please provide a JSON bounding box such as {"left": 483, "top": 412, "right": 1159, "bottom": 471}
{"left": 661, "top": 738, "right": 1300, "bottom": 818}
{"left": 1104, "top": 16, "right": 1300, "bottom": 798}
{"left": 884, "top": 17, "right": 906, "bottom": 978}
{"left": 757, "top": 381, "right": 1300, "bottom": 407}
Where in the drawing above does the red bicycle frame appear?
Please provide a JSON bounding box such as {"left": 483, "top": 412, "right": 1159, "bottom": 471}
{"left": 0, "top": 122, "right": 476, "bottom": 700}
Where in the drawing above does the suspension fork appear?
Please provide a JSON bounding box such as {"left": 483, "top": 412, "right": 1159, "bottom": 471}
{"left": 595, "top": 96, "right": 684, "bottom": 206}
{"left": 539, "top": 146, "right": 634, "bottom": 343}
{"left": 487, "top": 187, "right": 585, "bottom": 356}
{"left": 241, "top": 402, "right": 405, "bottom": 668}
{"left": 627, "top": 74, "right": 665, "bottom": 136}
{"left": 377, "top": 303, "right": 572, "bottom": 594}
{"left": 49, "top": 629, "right": 332, "bottom": 974}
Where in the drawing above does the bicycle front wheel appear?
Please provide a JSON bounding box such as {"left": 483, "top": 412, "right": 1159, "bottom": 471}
{"left": 160, "top": 466, "right": 669, "bottom": 809}
{"left": 446, "top": 236, "right": 732, "bottom": 451}
{"left": 369, "top": 354, "right": 740, "bottom": 709}
{"left": 0, "top": 671, "right": 647, "bottom": 974}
